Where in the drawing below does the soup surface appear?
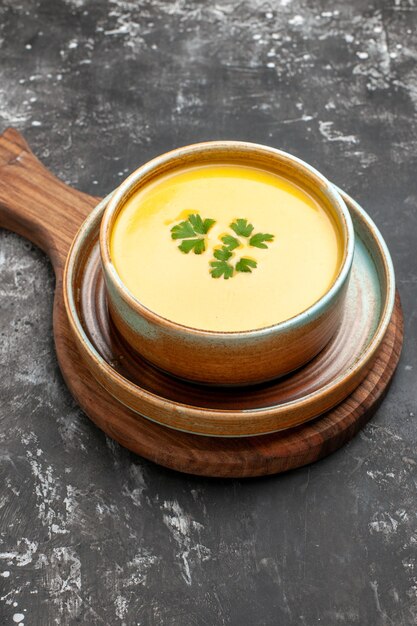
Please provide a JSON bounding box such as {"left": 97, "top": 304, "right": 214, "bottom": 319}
{"left": 110, "top": 164, "right": 342, "bottom": 331}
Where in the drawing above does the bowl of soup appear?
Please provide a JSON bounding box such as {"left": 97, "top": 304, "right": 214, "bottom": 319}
{"left": 100, "top": 142, "right": 354, "bottom": 385}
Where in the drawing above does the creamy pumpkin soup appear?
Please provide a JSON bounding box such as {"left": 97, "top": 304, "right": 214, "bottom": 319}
{"left": 110, "top": 164, "right": 342, "bottom": 332}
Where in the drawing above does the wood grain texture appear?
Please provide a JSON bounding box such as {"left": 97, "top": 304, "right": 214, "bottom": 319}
{"left": 0, "top": 127, "right": 97, "bottom": 275}
{"left": 56, "top": 293, "right": 404, "bottom": 477}
{"left": 0, "top": 128, "right": 404, "bottom": 477}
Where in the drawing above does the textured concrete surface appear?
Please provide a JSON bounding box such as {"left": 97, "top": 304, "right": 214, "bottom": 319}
{"left": 0, "top": 1, "right": 416, "bottom": 624}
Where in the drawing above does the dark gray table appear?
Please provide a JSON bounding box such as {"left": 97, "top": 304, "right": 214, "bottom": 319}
{"left": 0, "top": 1, "right": 416, "bottom": 624}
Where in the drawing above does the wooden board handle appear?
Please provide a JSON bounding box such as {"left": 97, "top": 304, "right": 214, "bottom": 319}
{"left": 0, "top": 127, "right": 99, "bottom": 275}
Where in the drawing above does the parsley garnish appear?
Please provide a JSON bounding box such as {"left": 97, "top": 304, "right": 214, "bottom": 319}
{"left": 170, "top": 213, "right": 275, "bottom": 277}
{"left": 230, "top": 218, "right": 254, "bottom": 238}
{"left": 171, "top": 220, "right": 196, "bottom": 240}
{"left": 210, "top": 245, "right": 234, "bottom": 279}
{"left": 249, "top": 233, "right": 274, "bottom": 249}
{"left": 188, "top": 214, "right": 216, "bottom": 235}
{"left": 179, "top": 238, "right": 206, "bottom": 254}
{"left": 171, "top": 213, "right": 216, "bottom": 254}
{"left": 210, "top": 260, "right": 234, "bottom": 279}
{"left": 213, "top": 246, "right": 232, "bottom": 261}
{"left": 220, "top": 234, "right": 240, "bottom": 251}
{"left": 236, "top": 257, "right": 257, "bottom": 273}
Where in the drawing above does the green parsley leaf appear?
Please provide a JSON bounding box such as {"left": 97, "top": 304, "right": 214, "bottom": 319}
{"left": 187, "top": 214, "right": 216, "bottom": 235}
{"left": 236, "top": 257, "right": 257, "bottom": 273}
{"left": 249, "top": 233, "right": 274, "bottom": 249}
{"left": 203, "top": 218, "right": 216, "bottom": 233}
{"left": 213, "top": 246, "right": 232, "bottom": 261}
{"left": 220, "top": 234, "right": 240, "bottom": 251}
{"left": 210, "top": 260, "right": 234, "bottom": 279}
{"left": 171, "top": 220, "right": 196, "bottom": 240}
{"left": 178, "top": 238, "right": 205, "bottom": 254}
{"left": 187, "top": 213, "right": 204, "bottom": 233}
{"left": 230, "top": 218, "right": 254, "bottom": 238}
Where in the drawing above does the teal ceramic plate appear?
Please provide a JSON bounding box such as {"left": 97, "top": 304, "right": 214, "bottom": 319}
{"left": 64, "top": 189, "right": 395, "bottom": 437}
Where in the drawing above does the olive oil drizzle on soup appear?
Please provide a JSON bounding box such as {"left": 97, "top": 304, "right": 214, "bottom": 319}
{"left": 110, "top": 164, "right": 342, "bottom": 332}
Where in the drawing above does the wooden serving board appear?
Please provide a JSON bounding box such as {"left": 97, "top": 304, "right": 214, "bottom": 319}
{"left": 0, "top": 128, "right": 404, "bottom": 477}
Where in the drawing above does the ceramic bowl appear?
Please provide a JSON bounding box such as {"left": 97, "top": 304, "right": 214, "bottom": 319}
{"left": 100, "top": 141, "right": 355, "bottom": 386}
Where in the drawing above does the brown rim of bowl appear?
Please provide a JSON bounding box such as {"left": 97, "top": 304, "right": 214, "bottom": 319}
{"left": 99, "top": 141, "right": 355, "bottom": 338}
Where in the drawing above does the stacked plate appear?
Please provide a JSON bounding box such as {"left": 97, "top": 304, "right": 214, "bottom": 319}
{"left": 65, "top": 188, "right": 396, "bottom": 438}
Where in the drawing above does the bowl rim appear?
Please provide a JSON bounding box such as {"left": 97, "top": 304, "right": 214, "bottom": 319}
{"left": 99, "top": 140, "right": 355, "bottom": 338}
{"left": 63, "top": 188, "right": 396, "bottom": 435}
